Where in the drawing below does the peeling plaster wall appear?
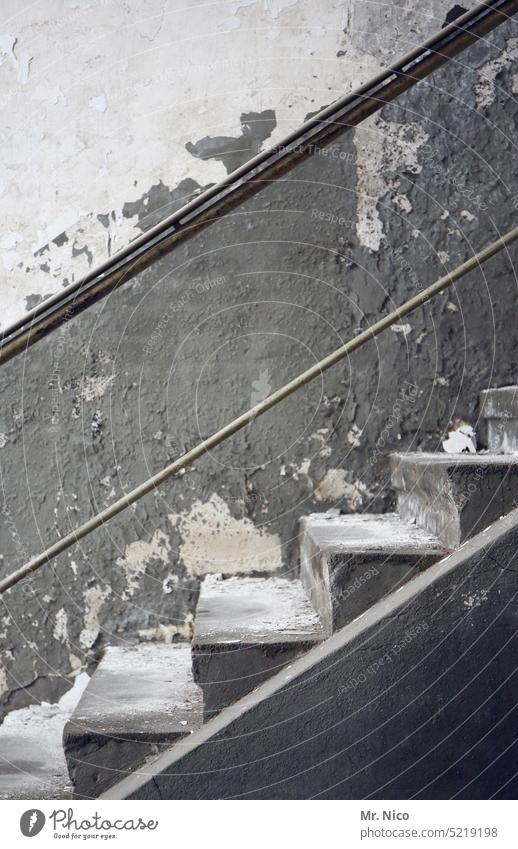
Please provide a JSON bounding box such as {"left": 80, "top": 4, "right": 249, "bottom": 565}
{"left": 1, "top": 1, "right": 518, "bottom": 713}
{"left": 2, "top": 0, "right": 461, "bottom": 326}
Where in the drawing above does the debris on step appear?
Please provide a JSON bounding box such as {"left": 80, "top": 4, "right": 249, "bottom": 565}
{"left": 0, "top": 672, "right": 89, "bottom": 800}
{"left": 442, "top": 420, "right": 477, "bottom": 453}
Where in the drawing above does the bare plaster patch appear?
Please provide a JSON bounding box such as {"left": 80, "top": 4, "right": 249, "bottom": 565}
{"left": 475, "top": 38, "right": 518, "bottom": 109}
{"left": 169, "top": 493, "right": 282, "bottom": 574}
{"left": 116, "top": 529, "right": 171, "bottom": 595}
{"left": 313, "top": 468, "right": 372, "bottom": 509}
{"left": 79, "top": 584, "right": 111, "bottom": 649}
{"left": 137, "top": 613, "right": 194, "bottom": 643}
{"left": 353, "top": 117, "right": 429, "bottom": 251}
{"left": 80, "top": 373, "right": 115, "bottom": 402}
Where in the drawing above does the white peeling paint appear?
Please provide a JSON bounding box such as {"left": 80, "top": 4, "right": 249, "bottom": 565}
{"left": 79, "top": 584, "right": 111, "bottom": 649}
{"left": 169, "top": 493, "right": 282, "bottom": 574}
{"left": 80, "top": 373, "right": 115, "bottom": 402}
{"left": 462, "top": 588, "right": 489, "bottom": 608}
{"left": 1, "top": 1, "right": 453, "bottom": 325}
{"left": 475, "top": 38, "right": 518, "bottom": 109}
{"left": 346, "top": 424, "right": 362, "bottom": 447}
{"left": 391, "top": 323, "right": 412, "bottom": 336}
{"left": 353, "top": 117, "right": 429, "bottom": 251}
{"left": 116, "top": 529, "right": 171, "bottom": 595}
{"left": 313, "top": 468, "right": 372, "bottom": 508}
{"left": 310, "top": 428, "right": 332, "bottom": 458}
{"left": 137, "top": 613, "right": 194, "bottom": 642}
{"left": 53, "top": 608, "right": 69, "bottom": 643}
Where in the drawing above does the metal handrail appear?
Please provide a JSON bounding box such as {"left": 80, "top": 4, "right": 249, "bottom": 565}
{"left": 1, "top": 0, "right": 516, "bottom": 366}
{"left": 1, "top": 224, "right": 517, "bottom": 594}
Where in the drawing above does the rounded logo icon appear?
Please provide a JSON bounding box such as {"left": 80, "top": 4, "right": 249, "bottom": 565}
{"left": 20, "top": 809, "right": 46, "bottom": 837}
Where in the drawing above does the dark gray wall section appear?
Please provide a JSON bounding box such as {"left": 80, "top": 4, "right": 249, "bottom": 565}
{"left": 109, "top": 509, "right": 518, "bottom": 800}
{"left": 0, "top": 23, "right": 517, "bottom": 712}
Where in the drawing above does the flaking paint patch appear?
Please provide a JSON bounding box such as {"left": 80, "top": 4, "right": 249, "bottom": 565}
{"left": 116, "top": 529, "right": 171, "bottom": 595}
{"left": 53, "top": 608, "right": 69, "bottom": 644}
{"left": 79, "top": 585, "right": 111, "bottom": 649}
{"left": 313, "top": 468, "right": 372, "bottom": 509}
{"left": 353, "top": 116, "right": 429, "bottom": 251}
{"left": 0, "top": 666, "right": 7, "bottom": 697}
{"left": 462, "top": 588, "right": 489, "bottom": 608}
{"left": 80, "top": 373, "right": 115, "bottom": 402}
{"left": 137, "top": 613, "right": 194, "bottom": 643}
{"left": 169, "top": 493, "right": 282, "bottom": 574}
{"left": 475, "top": 38, "right": 518, "bottom": 109}
{"left": 310, "top": 428, "right": 332, "bottom": 458}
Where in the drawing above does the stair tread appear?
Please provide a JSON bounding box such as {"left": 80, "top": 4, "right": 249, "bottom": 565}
{"left": 300, "top": 512, "right": 446, "bottom": 554}
{"left": 193, "top": 575, "right": 325, "bottom": 645}
{"left": 68, "top": 644, "right": 202, "bottom": 737}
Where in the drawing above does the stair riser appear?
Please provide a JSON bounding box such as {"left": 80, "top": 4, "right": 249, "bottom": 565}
{"left": 480, "top": 387, "right": 518, "bottom": 453}
{"left": 392, "top": 459, "right": 518, "bottom": 548}
{"left": 192, "top": 642, "right": 315, "bottom": 717}
{"left": 486, "top": 419, "right": 518, "bottom": 454}
{"left": 301, "top": 550, "right": 441, "bottom": 633}
{"left": 63, "top": 731, "right": 175, "bottom": 799}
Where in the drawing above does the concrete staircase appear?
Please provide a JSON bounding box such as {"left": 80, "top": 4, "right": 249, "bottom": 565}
{"left": 1, "top": 386, "right": 517, "bottom": 799}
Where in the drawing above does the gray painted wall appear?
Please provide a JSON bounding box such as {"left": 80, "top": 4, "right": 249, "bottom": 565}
{"left": 1, "top": 6, "right": 517, "bottom": 714}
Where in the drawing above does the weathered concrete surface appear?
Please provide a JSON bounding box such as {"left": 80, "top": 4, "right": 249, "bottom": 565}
{"left": 480, "top": 386, "right": 518, "bottom": 453}
{"left": 192, "top": 575, "right": 324, "bottom": 716}
{"left": 391, "top": 453, "right": 518, "bottom": 548}
{"left": 1, "top": 16, "right": 517, "bottom": 716}
{"left": 0, "top": 673, "right": 88, "bottom": 800}
{"left": 103, "top": 507, "right": 518, "bottom": 800}
{"left": 299, "top": 512, "right": 446, "bottom": 632}
{"left": 63, "top": 644, "right": 202, "bottom": 799}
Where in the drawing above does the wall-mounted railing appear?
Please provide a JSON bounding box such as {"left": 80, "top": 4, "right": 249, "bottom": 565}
{"left": 0, "top": 0, "right": 517, "bottom": 594}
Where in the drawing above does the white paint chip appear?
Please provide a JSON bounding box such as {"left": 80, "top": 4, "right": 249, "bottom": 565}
{"left": 391, "top": 323, "right": 412, "bottom": 336}
{"left": 117, "top": 529, "right": 171, "bottom": 595}
{"left": 442, "top": 423, "right": 477, "bottom": 454}
{"left": 79, "top": 584, "right": 111, "bottom": 649}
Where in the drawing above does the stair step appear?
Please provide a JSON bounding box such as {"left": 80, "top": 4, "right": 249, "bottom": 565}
{"left": 192, "top": 575, "right": 325, "bottom": 717}
{"left": 480, "top": 386, "right": 518, "bottom": 453}
{"left": 0, "top": 706, "right": 72, "bottom": 800}
{"left": 63, "top": 644, "right": 202, "bottom": 799}
{"left": 0, "top": 674, "right": 89, "bottom": 800}
{"left": 299, "top": 512, "right": 445, "bottom": 632}
{"left": 391, "top": 452, "right": 518, "bottom": 548}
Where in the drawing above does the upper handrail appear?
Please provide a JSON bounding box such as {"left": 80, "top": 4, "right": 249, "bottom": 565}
{"left": 1, "top": 0, "right": 516, "bottom": 366}
{"left": 1, "top": 223, "right": 517, "bottom": 594}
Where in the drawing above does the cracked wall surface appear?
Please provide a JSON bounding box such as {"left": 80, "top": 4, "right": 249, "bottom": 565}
{"left": 1, "top": 1, "right": 518, "bottom": 713}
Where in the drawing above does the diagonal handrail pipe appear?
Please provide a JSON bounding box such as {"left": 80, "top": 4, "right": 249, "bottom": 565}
{"left": 1, "top": 224, "right": 517, "bottom": 594}
{"left": 0, "top": 0, "right": 517, "bottom": 366}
